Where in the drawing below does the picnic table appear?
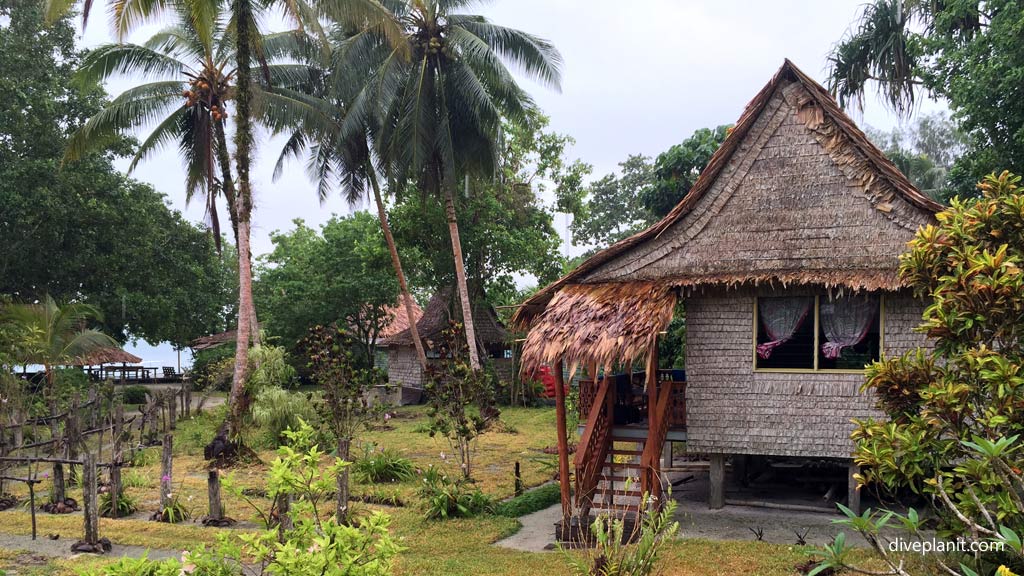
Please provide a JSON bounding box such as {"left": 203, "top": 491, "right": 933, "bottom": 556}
{"left": 88, "top": 365, "right": 154, "bottom": 382}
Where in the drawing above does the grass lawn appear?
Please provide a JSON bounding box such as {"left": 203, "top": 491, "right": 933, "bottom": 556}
{"left": 0, "top": 403, "right": 820, "bottom": 575}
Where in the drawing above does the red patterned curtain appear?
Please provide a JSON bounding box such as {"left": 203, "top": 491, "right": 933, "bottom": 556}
{"left": 757, "top": 297, "right": 813, "bottom": 359}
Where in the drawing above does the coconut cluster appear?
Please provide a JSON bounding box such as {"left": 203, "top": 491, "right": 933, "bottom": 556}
{"left": 182, "top": 75, "right": 228, "bottom": 120}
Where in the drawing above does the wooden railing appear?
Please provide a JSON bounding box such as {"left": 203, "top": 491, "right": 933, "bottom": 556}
{"left": 640, "top": 380, "right": 675, "bottom": 505}
{"left": 573, "top": 376, "right": 613, "bottom": 513}
{"left": 577, "top": 375, "right": 686, "bottom": 429}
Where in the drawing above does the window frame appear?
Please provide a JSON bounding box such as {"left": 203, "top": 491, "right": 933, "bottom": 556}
{"left": 751, "top": 294, "right": 885, "bottom": 374}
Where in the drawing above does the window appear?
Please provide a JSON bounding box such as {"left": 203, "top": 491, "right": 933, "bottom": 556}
{"left": 754, "top": 295, "right": 882, "bottom": 371}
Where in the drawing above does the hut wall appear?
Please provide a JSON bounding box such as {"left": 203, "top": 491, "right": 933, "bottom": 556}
{"left": 490, "top": 358, "right": 514, "bottom": 385}
{"left": 684, "top": 287, "right": 931, "bottom": 459}
{"left": 386, "top": 347, "right": 424, "bottom": 388}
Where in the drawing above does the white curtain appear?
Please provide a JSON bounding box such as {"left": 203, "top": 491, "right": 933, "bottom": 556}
{"left": 757, "top": 297, "right": 813, "bottom": 359}
{"left": 820, "top": 296, "right": 877, "bottom": 359}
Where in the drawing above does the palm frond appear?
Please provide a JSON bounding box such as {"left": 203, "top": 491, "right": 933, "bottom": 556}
{"left": 448, "top": 15, "right": 562, "bottom": 90}
{"left": 65, "top": 81, "right": 184, "bottom": 162}
{"left": 75, "top": 43, "right": 187, "bottom": 87}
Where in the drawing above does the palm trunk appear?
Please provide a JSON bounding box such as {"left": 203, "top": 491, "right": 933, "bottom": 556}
{"left": 443, "top": 183, "right": 481, "bottom": 371}
{"left": 216, "top": 119, "right": 260, "bottom": 348}
{"left": 368, "top": 168, "right": 427, "bottom": 372}
{"left": 228, "top": 0, "right": 256, "bottom": 437}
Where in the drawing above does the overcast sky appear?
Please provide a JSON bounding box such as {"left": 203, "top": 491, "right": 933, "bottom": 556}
{"left": 79, "top": 0, "right": 945, "bottom": 258}
{"left": 77, "top": 0, "right": 944, "bottom": 364}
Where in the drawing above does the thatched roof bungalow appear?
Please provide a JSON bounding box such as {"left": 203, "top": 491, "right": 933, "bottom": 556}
{"left": 515, "top": 60, "right": 941, "bottom": 529}
{"left": 380, "top": 284, "right": 512, "bottom": 394}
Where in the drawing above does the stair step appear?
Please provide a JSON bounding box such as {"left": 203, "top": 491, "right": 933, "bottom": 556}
{"left": 592, "top": 488, "right": 642, "bottom": 497}
{"left": 598, "top": 471, "right": 634, "bottom": 479}
{"left": 604, "top": 462, "right": 644, "bottom": 470}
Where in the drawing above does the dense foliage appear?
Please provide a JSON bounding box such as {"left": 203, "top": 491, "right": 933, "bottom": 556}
{"left": 256, "top": 214, "right": 398, "bottom": 361}
{"left": 0, "top": 0, "right": 235, "bottom": 346}
{"left": 866, "top": 113, "right": 969, "bottom": 203}
{"left": 816, "top": 172, "right": 1024, "bottom": 575}
{"left": 829, "top": 0, "right": 1024, "bottom": 198}
{"left": 566, "top": 126, "right": 729, "bottom": 250}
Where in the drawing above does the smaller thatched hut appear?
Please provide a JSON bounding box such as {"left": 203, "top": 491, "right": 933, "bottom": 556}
{"left": 380, "top": 285, "right": 512, "bottom": 394}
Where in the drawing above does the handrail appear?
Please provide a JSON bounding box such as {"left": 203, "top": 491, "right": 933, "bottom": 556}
{"left": 640, "top": 380, "right": 675, "bottom": 505}
{"left": 574, "top": 376, "right": 613, "bottom": 511}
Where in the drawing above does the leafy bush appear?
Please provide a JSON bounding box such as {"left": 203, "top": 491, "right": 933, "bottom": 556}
{"left": 417, "top": 465, "right": 493, "bottom": 520}
{"left": 120, "top": 385, "right": 149, "bottom": 405}
{"left": 191, "top": 345, "right": 236, "bottom": 392}
{"left": 78, "top": 545, "right": 240, "bottom": 576}
{"left": 352, "top": 445, "right": 415, "bottom": 484}
{"left": 130, "top": 448, "right": 157, "bottom": 468}
{"left": 250, "top": 388, "right": 321, "bottom": 447}
{"left": 99, "top": 492, "right": 138, "bottom": 518}
{"left": 423, "top": 323, "right": 499, "bottom": 479}
{"left": 812, "top": 172, "right": 1024, "bottom": 576}
{"left": 246, "top": 344, "right": 298, "bottom": 392}
{"left": 560, "top": 495, "right": 679, "bottom": 576}
{"left": 495, "top": 483, "right": 562, "bottom": 518}
{"left": 121, "top": 470, "right": 149, "bottom": 488}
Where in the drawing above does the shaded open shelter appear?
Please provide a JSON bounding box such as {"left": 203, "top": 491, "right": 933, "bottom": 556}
{"left": 380, "top": 284, "right": 512, "bottom": 393}
{"left": 514, "top": 60, "right": 941, "bottom": 535}
{"left": 73, "top": 347, "right": 142, "bottom": 366}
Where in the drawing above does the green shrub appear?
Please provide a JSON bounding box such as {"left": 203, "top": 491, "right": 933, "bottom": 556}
{"left": 120, "top": 385, "right": 149, "bottom": 405}
{"left": 495, "top": 483, "right": 561, "bottom": 518}
{"left": 99, "top": 492, "right": 138, "bottom": 518}
{"left": 352, "top": 445, "right": 415, "bottom": 484}
{"left": 191, "top": 345, "right": 236, "bottom": 392}
{"left": 130, "top": 448, "right": 157, "bottom": 468}
{"left": 417, "top": 466, "right": 494, "bottom": 520}
{"left": 246, "top": 344, "right": 298, "bottom": 392}
{"left": 121, "top": 470, "right": 149, "bottom": 488}
{"left": 560, "top": 495, "right": 679, "bottom": 576}
{"left": 78, "top": 553, "right": 177, "bottom": 576}
{"left": 250, "top": 388, "right": 321, "bottom": 447}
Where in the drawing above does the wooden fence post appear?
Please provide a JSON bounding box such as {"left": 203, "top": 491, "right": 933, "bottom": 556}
{"left": 168, "top": 391, "right": 177, "bottom": 431}
{"left": 160, "top": 433, "right": 173, "bottom": 511}
{"left": 82, "top": 453, "right": 98, "bottom": 545}
{"left": 109, "top": 404, "right": 124, "bottom": 519}
{"left": 207, "top": 469, "right": 223, "bottom": 520}
{"left": 52, "top": 459, "right": 65, "bottom": 506}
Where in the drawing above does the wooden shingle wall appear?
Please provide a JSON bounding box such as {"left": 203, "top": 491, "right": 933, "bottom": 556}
{"left": 684, "top": 287, "right": 931, "bottom": 458}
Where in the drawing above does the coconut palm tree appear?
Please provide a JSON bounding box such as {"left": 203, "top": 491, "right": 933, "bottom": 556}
{"left": 271, "top": 24, "right": 430, "bottom": 372}
{"left": 340, "top": 0, "right": 562, "bottom": 370}
{"left": 47, "top": 0, "right": 404, "bottom": 437}
{"left": 66, "top": 9, "right": 240, "bottom": 248}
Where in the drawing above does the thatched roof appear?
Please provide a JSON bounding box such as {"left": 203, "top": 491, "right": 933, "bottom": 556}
{"left": 377, "top": 301, "right": 424, "bottom": 339}
{"left": 383, "top": 285, "right": 508, "bottom": 348}
{"left": 190, "top": 329, "right": 238, "bottom": 351}
{"left": 74, "top": 347, "right": 143, "bottom": 365}
{"left": 513, "top": 59, "right": 942, "bottom": 326}
{"left": 519, "top": 282, "right": 676, "bottom": 373}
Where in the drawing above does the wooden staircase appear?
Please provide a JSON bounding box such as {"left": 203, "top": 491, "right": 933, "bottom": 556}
{"left": 574, "top": 376, "right": 676, "bottom": 518}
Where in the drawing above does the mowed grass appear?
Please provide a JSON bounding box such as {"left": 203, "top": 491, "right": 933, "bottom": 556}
{"left": 0, "top": 402, "right": 820, "bottom": 575}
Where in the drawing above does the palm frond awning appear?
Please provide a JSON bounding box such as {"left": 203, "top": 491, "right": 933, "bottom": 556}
{"left": 518, "top": 282, "right": 677, "bottom": 374}
{"left": 73, "top": 347, "right": 143, "bottom": 365}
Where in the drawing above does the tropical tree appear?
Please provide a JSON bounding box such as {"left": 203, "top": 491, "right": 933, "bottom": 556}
{"left": 827, "top": 0, "right": 1024, "bottom": 196}
{"left": 270, "top": 23, "right": 430, "bottom": 372}
{"left": 2, "top": 296, "right": 114, "bottom": 411}
{"left": 65, "top": 5, "right": 240, "bottom": 249}
{"left": 342, "top": 0, "right": 563, "bottom": 370}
